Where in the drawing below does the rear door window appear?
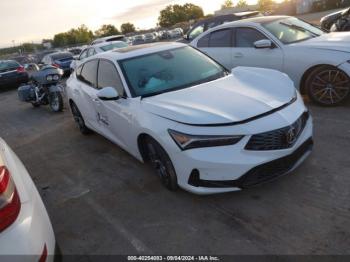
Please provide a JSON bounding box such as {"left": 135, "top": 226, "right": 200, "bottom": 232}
{"left": 97, "top": 60, "right": 125, "bottom": 96}
{"left": 209, "top": 29, "right": 232, "bottom": 47}
{"left": 197, "top": 29, "right": 232, "bottom": 48}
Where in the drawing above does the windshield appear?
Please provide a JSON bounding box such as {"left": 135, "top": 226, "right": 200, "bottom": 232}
{"left": 100, "top": 42, "right": 128, "bottom": 51}
{"left": 262, "top": 17, "right": 324, "bottom": 44}
{"left": 119, "top": 46, "right": 227, "bottom": 98}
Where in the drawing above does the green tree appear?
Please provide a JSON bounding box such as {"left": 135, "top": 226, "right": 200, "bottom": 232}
{"left": 236, "top": 0, "right": 248, "bottom": 8}
{"left": 53, "top": 25, "right": 93, "bottom": 47}
{"left": 158, "top": 3, "right": 204, "bottom": 28}
{"left": 53, "top": 33, "right": 67, "bottom": 47}
{"left": 258, "top": 0, "right": 274, "bottom": 12}
{"left": 120, "top": 23, "right": 136, "bottom": 34}
{"left": 221, "top": 0, "right": 233, "bottom": 9}
{"left": 94, "top": 24, "right": 120, "bottom": 37}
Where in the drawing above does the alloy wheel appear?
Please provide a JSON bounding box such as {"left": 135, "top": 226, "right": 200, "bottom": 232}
{"left": 146, "top": 142, "right": 171, "bottom": 187}
{"left": 309, "top": 69, "right": 350, "bottom": 106}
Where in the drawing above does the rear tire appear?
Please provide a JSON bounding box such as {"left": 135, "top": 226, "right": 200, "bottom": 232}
{"left": 305, "top": 65, "right": 350, "bottom": 106}
{"left": 70, "top": 102, "right": 91, "bottom": 135}
{"left": 49, "top": 92, "right": 63, "bottom": 112}
{"left": 145, "top": 137, "right": 178, "bottom": 191}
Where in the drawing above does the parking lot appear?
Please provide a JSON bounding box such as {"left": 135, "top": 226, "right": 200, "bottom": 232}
{"left": 0, "top": 83, "right": 349, "bottom": 256}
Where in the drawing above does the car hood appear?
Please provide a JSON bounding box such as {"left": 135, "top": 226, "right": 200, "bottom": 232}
{"left": 141, "top": 67, "right": 296, "bottom": 126}
{"left": 296, "top": 32, "right": 350, "bottom": 53}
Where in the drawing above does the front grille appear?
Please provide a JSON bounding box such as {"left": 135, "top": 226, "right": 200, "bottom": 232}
{"left": 245, "top": 111, "right": 309, "bottom": 151}
{"left": 237, "top": 138, "right": 313, "bottom": 188}
{"left": 188, "top": 138, "right": 313, "bottom": 188}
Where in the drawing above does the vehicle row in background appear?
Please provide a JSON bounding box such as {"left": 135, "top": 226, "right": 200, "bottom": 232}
{"left": 70, "top": 41, "right": 128, "bottom": 71}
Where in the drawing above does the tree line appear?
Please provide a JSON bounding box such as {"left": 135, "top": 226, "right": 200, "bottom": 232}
{"left": 1, "top": 0, "right": 335, "bottom": 53}
{"left": 52, "top": 22, "right": 136, "bottom": 47}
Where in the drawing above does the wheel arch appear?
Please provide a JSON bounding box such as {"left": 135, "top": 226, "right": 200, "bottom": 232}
{"left": 137, "top": 133, "right": 156, "bottom": 162}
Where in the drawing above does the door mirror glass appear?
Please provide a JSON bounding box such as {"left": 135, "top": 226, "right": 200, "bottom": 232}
{"left": 254, "top": 39, "right": 273, "bottom": 49}
{"left": 97, "top": 87, "right": 119, "bottom": 101}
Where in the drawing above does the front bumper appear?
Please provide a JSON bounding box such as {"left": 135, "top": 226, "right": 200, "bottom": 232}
{"left": 165, "top": 97, "right": 313, "bottom": 195}
{"left": 188, "top": 137, "right": 313, "bottom": 189}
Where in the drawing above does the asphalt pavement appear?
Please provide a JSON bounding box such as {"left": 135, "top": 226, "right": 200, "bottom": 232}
{"left": 0, "top": 87, "right": 349, "bottom": 256}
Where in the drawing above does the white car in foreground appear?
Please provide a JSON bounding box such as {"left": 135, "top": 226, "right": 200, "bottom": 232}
{"left": 191, "top": 16, "right": 350, "bottom": 106}
{"left": 0, "top": 138, "right": 55, "bottom": 260}
{"left": 70, "top": 41, "right": 128, "bottom": 71}
{"left": 66, "top": 42, "right": 313, "bottom": 195}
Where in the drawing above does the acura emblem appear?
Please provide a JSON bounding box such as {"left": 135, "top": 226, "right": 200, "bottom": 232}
{"left": 286, "top": 127, "right": 297, "bottom": 145}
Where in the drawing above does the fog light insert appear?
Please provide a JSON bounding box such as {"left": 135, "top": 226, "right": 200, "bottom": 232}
{"left": 188, "top": 169, "right": 200, "bottom": 187}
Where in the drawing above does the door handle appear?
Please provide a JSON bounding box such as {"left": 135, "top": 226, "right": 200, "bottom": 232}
{"left": 234, "top": 53, "right": 244, "bottom": 58}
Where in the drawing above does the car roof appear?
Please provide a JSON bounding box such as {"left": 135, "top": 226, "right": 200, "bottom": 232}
{"left": 96, "top": 42, "right": 187, "bottom": 61}
{"left": 93, "top": 41, "right": 126, "bottom": 48}
{"left": 47, "top": 51, "right": 72, "bottom": 57}
{"left": 92, "top": 35, "right": 125, "bottom": 44}
{"left": 212, "top": 15, "right": 291, "bottom": 29}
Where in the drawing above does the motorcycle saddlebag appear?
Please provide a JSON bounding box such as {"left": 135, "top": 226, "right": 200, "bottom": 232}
{"left": 18, "top": 85, "right": 35, "bottom": 102}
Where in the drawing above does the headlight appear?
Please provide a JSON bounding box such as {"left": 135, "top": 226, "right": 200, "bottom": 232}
{"left": 53, "top": 74, "right": 59, "bottom": 81}
{"left": 168, "top": 129, "right": 243, "bottom": 150}
{"left": 46, "top": 75, "right": 53, "bottom": 81}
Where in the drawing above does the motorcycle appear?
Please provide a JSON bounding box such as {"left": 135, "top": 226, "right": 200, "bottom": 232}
{"left": 18, "top": 65, "right": 64, "bottom": 112}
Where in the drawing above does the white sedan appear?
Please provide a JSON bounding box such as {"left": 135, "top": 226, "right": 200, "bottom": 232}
{"left": 66, "top": 42, "right": 313, "bottom": 195}
{"left": 0, "top": 138, "right": 55, "bottom": 260}
{"left": 70, "top": 41, "right": 128, "bottom": 71}
{"left": 191, "top": 16, "right": 350, "bottom": 106}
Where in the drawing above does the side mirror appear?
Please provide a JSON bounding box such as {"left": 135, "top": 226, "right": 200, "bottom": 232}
{"left": 97, "top": 87, "right": 119, "bottom": 101}
{"left": 254, "top": 39, "right": 273, "bottom": 49}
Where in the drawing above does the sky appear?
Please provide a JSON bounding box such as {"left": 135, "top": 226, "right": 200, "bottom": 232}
{"left": 0, "top": 0, "right": 262, "bottom": 48}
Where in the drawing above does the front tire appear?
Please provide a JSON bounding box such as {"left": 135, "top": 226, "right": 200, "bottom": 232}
{"left": 70, "top": 102, "right": 91, "bottom": 135}
{"left": 305, "top": 66, "right": 350, "bottom": 106}
{"left": 49, "top": 92, "right": 63, "bottom": 112}
{"left": 145, "top": 137, "right": 178, "bottom": 191}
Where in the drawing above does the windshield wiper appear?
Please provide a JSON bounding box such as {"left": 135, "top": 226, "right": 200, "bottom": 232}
{"left": 279, "top": 22, "right": 319, "bottom": 37}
